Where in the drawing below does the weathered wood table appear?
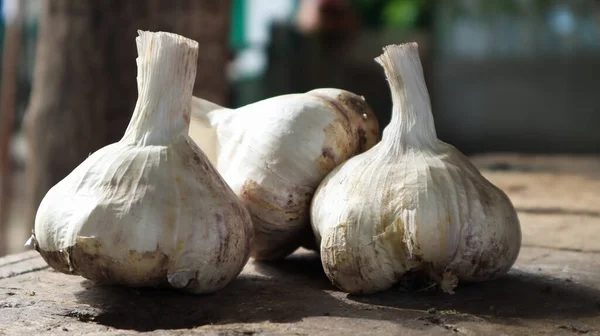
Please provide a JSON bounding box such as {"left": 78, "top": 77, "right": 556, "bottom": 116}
{"left": 1, "top": 155, "right": 599, "bottom": 335}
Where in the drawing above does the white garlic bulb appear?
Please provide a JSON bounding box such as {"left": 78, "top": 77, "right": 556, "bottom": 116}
{"left": 189, "top": 89, "right": 380, "bottom": 260}
{"left": 28, "top": 31, "right": 253, "bottom": 294}
{"left": 310, "top": 43, "right": 521, "bottom": 295}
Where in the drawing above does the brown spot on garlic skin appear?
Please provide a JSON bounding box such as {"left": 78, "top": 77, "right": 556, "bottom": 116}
{"left": 321, "top": 147, "right": 336, "bottom": 164}
{"left": 240, "top": 179, "right": 314, "bottom": 261}
{"left": 310, "top": 90, "right": 380, "bottom": 176}
{"left": 315, "top": 145, "right": 341, "bottom": 175}
{"left": 308, "top": 89, "right": 380, "bottom": 151}
{"left": 357, "top": 128, "right": 368, "bottom": 153}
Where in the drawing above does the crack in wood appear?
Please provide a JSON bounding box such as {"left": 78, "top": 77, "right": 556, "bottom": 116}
{"left": 0, "top": 255, "right": 41, "bottom": 269}
{"left": 517, "top": 207, "right": 600, "bottom": 218}
{"left": 522, "top": 244, "right": 600, "bottom": 254}
{"left": 0, "top": 286, "right": 22, "bottom": 290}
{"left": 0, "top": 265, "right": 49, "bottom": 280}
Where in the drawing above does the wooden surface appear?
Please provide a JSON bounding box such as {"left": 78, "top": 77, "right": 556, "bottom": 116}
{"left": 1, "top": 155, "right": 599, "bottom": 335}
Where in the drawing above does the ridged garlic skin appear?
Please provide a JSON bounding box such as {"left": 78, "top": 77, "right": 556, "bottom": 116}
{"left": 31, "top": 31, "right": 253, "bottom": 294}
{"left": 189, "top": 89, "right": 380, "bottom": 260}
{"left": 310, "top": 43, "right": 521, "bottom": 295}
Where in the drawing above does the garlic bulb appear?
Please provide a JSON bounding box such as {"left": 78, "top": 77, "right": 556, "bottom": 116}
{"left": 310, "top": 43, "right": 521, "bottom": 295}
{"left": 28, "top": 31, "right": 253, "bottom": 294}
{"left": 189, "top": 89, "right": 380, "bottom": 260}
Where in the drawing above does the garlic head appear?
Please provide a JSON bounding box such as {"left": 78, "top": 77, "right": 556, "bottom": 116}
{"left": 190, "top": 89, "right": 379, "bottom": 260}
{"left": 29, "top": 31, "right": 253, "bottom": 294}
{"left": 310, "top": 43, "right": 521, "bottom": 295}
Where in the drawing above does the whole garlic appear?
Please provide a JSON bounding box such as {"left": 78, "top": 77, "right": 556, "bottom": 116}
{"left": 189, "top": 89, "right": 380, "bottom": 260}
{"left": 310, "top": 43, "right": 521, "bottom": 295}
{"left": 28, "top": 31, "right": 253, "bottom": 294}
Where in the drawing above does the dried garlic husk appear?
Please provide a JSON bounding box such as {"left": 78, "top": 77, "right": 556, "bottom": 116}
{"left": 310, "top": 43, "right": 521, "bottom": 294}
{"left": 189, "top": 89, "right": 380, "bottom": 260}
{"left": 28, "top": 31, "right": 253, "bottom": 294}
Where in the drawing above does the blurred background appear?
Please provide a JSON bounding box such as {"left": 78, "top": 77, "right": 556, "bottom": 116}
{"left": 0, "top": 0, "right": 598, "bottom": 257}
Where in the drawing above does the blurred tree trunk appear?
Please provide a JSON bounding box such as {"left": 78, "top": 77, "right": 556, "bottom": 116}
{"left": 22, "top": 0, "right": 231, "bottom": 235}
{"left": 0, "top": 1, "right": 23, "bottom": 256}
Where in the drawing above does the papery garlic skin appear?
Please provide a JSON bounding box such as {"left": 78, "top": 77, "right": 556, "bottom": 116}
{"left": 189, "top": 89, "right": 379, "bottom": 260}
{"left": 310, "top": 43, "right": 521, "bottom": 295}
{"left": 30, "top": 31, "right": 253, "bottom": 294}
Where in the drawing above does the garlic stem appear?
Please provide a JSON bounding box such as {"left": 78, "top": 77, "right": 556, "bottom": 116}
{"left": 123, "top": 31, "right": 198, "bottom": 146}
{"left": 375, "top": 43, "right": 437, "bottom": 150}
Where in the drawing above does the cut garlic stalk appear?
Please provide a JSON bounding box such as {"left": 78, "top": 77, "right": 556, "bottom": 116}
{"left": 29, "top": 31, "right": 253, "bottom": 294}
{"left": 310, "top": 43, "right": 522, "bottom": 295}
{"left": 189, "top": 89, "right": 380, "bottom": 260}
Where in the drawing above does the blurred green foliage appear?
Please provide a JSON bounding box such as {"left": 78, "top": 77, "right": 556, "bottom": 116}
{"left": 438, "top": 0, "right": 555, "bottom": 17}
{"left": 352, "top": 0, "right": 557, "bottom": 29}
{"left": 353, "top": 0, "right": 432, "bottom": 29}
